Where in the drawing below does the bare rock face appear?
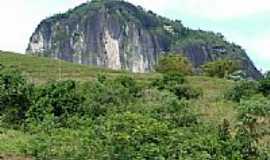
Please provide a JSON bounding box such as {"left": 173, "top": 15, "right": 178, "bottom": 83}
{"left": 27, "top": 0, "right": 262, "bottom": 79}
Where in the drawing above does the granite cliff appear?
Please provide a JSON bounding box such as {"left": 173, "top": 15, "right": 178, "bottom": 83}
{"left": 27, "top": 0, "right": 261, "bottom": 79}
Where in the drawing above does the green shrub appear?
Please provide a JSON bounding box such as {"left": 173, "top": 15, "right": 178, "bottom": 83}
{"left": 232, "top": 96, "right": 270, "bottom": 159}
{"left": 155, "top": 54, "right": 193, "bottom": 75}
{"left": 258, "top": 78, "right": 270, "bottom": 96}
{"left": 238, "top": 96, "right": 270, "bottom": 125}
{"left": 202, "top": 59, "right": 239, "bottom": 78}
{"left": 80, "top": 81, "right": 130, "bottom": 118}
{"left": 94, "top": 112, "right": 172, "bottom": 159}
{"left": 216, "top": 119, "right": 269, "bottom": 159}
{"left": 79, "top": 76, "right": 141, "bottom": 118}
{"left": 153, "top": 98, "right": 199, "bottom": 127}
{"left": 152, "top": 73, "right": 201, "bottom": 100}
{"left": 151, "top": 72, "right": 185, "bottom": 90}
{"left": 225, "top": 80, "right": 259, "bottom": 102}
{"left": 0, "top": 65, "right": 33, "bottom": 126}
{"left": 26, "top": 80, "right": 84, "bottom": 127}
{"left": 233, "top": 126, "right": 262, "bottom": 159}
{"left": 24, "top": 127, "right": 97, "bottom": 160}
{"left": 170, "top": 84, "right": 202, "bottom": 100}
{"left": 115, "top": 75, "right": 141, "bottom": 97}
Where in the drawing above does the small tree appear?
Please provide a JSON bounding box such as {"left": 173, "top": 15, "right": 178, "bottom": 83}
{"left": 202, "top": 59, "right": 239, "bottom": 78}
{"left": 155, "top": 54, "right": 193, "bottom": 75}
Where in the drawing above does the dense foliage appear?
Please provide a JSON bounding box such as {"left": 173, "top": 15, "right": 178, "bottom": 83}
{"left": 226, "top": 74, "right": 270, "bottom": 102}
{"left": 0, "top": 65, "right": 269, "bottom": 159}
{"left": 155, "top": 54, "right": 193, "bottom": 75}
{"left": 202, "top": 59, "right": 240, "bottom": 78}
{"left": 258, "top": 77, "right": 270, "bottom": 96}
{"left": 225, "top": 80, "right": 260, "bottom": 102}
{"left": 152, "top": 73, "right": 202, "bottom": 100}
{"left": 0, "top": 65, "right": 33, "bottom": 126}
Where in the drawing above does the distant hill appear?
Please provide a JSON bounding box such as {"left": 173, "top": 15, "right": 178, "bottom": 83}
{"left": 26, "top": 0, "right": 261, "bottom": 79}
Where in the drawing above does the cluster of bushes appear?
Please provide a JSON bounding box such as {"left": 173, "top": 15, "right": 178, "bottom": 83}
{"left": 224, "top": 74, "right": 270, "bottom": 158}
{"left": 234, "top": 96, "right": 270, "bottom": 159}
{"left": 155, "top": 54, "right": 193, "bottom": 75}
{"left": 0, "top": 66, "right": 33, "bottom": 126}
{"left": 202, "top": 59, "right": 240, "bottom": 78}
{"left": 0, "top": 64, "right": 200, "bottom": 127}
{"left": 225, "top": 80, "right": 259, "bottom": 102}
{"left": 216, "top": 117, "right": 269, "bottom": 160}
{"left": 155, "top": 54, "right": 244, "bottom": 81}
{"left": 1, "top": 65, "right": 269, "bottom": 159}
{"left": 151, "top": 73, "right": 202, "bottom": 100}
{"left": 226, "top": 75, "right": 270, "bottom": 102}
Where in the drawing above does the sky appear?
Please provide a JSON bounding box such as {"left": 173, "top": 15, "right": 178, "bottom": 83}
{"left": 0, "top": 0, "right": 269, "bottom": 71}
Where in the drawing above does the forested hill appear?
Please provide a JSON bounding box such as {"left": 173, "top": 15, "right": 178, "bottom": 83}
{"left": 27, "top": 0, "right": 261, "bottom": 79}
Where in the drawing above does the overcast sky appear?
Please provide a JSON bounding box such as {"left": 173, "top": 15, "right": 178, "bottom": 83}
{"left": 0, "top": 0, "right": 269, "bottom": 71}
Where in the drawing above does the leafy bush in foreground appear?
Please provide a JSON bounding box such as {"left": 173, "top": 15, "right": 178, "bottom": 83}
{"left": 0, "top": 65, "right": 33, "bottom": 126}
{"left": 152, "top": 73, "right": 202, "bottom": 100}
{"left": 26, "top": 80, "right": 84, "bottom": 128}
{"left": 79, "top": 76, "right": 141, "bottom": 118}
{"left": 235, "top": 96, "right": 270, "bottom": 159}
{"left": 95, "top": 112, "right": 172, "bottom": 159}
{"left": 225, "top": 80, "right": 259, "bottom": 102}
{"left": 238, "top": 96, "right": 270, "bottom": 126}
{"left": 154, "top": 97, "right": 199, "bottom": 127}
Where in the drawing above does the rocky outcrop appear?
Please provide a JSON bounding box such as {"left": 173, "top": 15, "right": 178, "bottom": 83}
{"left": 26, "top": 0, "right": 262, "bottom": 79}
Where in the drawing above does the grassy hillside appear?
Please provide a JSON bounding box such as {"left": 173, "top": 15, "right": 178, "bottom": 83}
{"left": 0, "top": 51, "right": 235, "bottom": 123}
{"left": 0, "top": 51, "right": 139, "bottom": 82}
{"left": 0, "top": 51, "right": 269, "bottom": 159}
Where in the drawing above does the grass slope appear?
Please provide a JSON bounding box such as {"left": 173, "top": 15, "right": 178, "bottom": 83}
{"left": 0, "top": 51, "right": 242, "bottom": 158}
{"left": 0, "top": 51, "right": 159, "bottom": 83}
{"left": 0, "top": 50, "right": 236, "bottom": 122}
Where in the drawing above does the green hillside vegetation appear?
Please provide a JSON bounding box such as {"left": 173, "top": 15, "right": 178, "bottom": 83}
{"left": 0, "top": 51, "right": 269, "bottom": 159}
